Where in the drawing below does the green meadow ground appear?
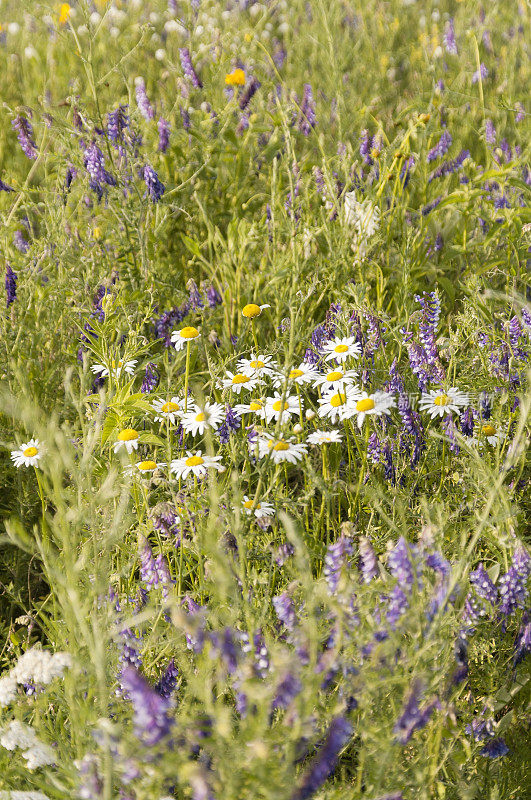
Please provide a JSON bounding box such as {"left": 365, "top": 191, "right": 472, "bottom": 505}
{"left": 0, "top": 1, "right": 529, "bottom": 799}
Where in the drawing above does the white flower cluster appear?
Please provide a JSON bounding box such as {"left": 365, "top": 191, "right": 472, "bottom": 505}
{"left": 0, "top": 720, "right": 55, "bottom": 769}
{"left": 0, "top": 792, "right": 50, "bottom": 800}
{"left": 0, "top": 646, "right": 71, "bottom": 708}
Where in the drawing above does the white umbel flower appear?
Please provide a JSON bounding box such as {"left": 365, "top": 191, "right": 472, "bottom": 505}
{"left": 180, "top": 402, "right": 225, "bottom": 436}
{"left": 113, "top": 429, "right": 140, "bottom": 454}
{"left": 0, "top": 675, "right": 17, "bottom": 708}
{"left": 307, "top": 429, "right": 343, "bottom": 445}
{"left": 257, "top": 435, "right": 308, "bottom": 464}
{"left": 344, "top": 193, "right": 380, "bottom": 239}
{"left": 91, "top": 359, "right": 137, "bottom": 379}
{"left": 170, "top": 450, "right": 224, "bottom": 480}
{"left": 264, "top": 392, "right": 300, "bottom": 424}
{"left": 351, "top": 391, "right": 395, "bottom": 429}
{"left": 419, "top": 387, "right": 469, "bottom": 418}
{"left": 11, "top": 647, "right": 72, "bottom": 686}
{"left": 241, "top": 495, "right": 275, "bottom": 518}
{"left": 318, "top": 385, "right": 360, "bottom": 423}
{"left": 152, "top": 397, "right": 184, "bottom": 425}
{"left": 321, "top": 336, "right": 362, "bottom": 364}
{"left": 10, "top": 439, "right": 44, "bottom": 468}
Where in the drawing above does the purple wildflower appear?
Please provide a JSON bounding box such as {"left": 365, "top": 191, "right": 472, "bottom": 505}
{"left": 442, "top": 414, "right": 460, "bottom": 454}
{"left": 141, "top": 362, "right": 159, "bottom": 393}
{"left": 273, "top": 592, "right": 297, "bottom": 631}
{"left": 485, "top": 120, "right": 496, "bottom": 145}
{"left": 459, "top": 407, "right": 475, "bottom": 436}
{"left": 209, "top": 628, "right": 240, "bottom": 674}
{"left": 107, "top": 105, "right": 129, "bottom": 142}
{"left": 239, "top": 77, "right": 260, "bottom": 111}
{"left": 187, "top": 278, "right": 204, "bottom": 310}
{"left": 139, "top": 539, "right": 158, "bottom": 588}
{"left": 387, "top": 537, "right": 416, "bottom": 589}
{"left": 386, "top": 585, "right": 409, "bottom": 628}
{"left": 271, "top": 671, "right": 302, "bottom": 712}
{"left": 143, "top": 164, "right": 165, "bottom": 202}
{"left": 12, "top": 115, "right": 38, "bottom": 159}
{"left": 84, "top": 142, "right": 115, "bottom": 195}
{"left": 135, "top": 78, "right": 154, "bottom": 120}
{"left": 367, "top": 432, "right": 381, "bottom": 464}
{"left": 236, "top": 114, "right": 249, "bottom": 136}
{"left": 5, "top": 264, "right": 17, "bottom": 307}
{"left": 428, "top": 149, "right": 469, "bottom": 182}
{"left": 514, "top": 616, "right": 531, "bottom": 666}
{"left": 394, "top": 683, "right": 439, "bottom": 744}
{"left": 398, "top": 392, "right": 422, "bottom": 437}
{"left": 179, "top": 48, "right": 202, "bottom": 88}
{"left": 427, "top": 130, "right": 452, "bottom": 162}
{"left": 498, "top": 547, "right": 531, "bottom": 617}
{"left": 359, "top": 129, "right": 373, "bottom": 165}
{"left": 481, "top": 738, "right": 509, "bottom": 758}
{"left": 422, "top": 196, "right": 442, "bottom": 215}
{"left": 382, "top": 442, "right": 395, "bottom": 484}
{"left": 204, "top": 282, "right": 222, "bottom": 308}
{"left": 298, "top": 83, "right": 316, "bottom": 135}
{"left": 515, "top": 103, "right": 525, "bottom": 123}
{"left": 157, "top": 117, "right": 170, "bottom": 152}
{"left": 324, "top": 535, "right": 353, "bottom": 594}
{"left": 470, "top": 564, "right": 498, "bottom": 605}
{"left": 121, "top": 665, "right": 173, "bottom": 746}
{"left": 13, "top": 230, "right": 29, "bottom": 254}
{"left": 291, "top": 716, "right": 352, "bottom": 800}
{"left": 472, "top": 64, "right": 488, "bottom": 84}
{"left": 444, "top": 19, "right": 458, "bottom": 54}
{"left": 0, "top": 178, "right": 14, "bottom": 192}
{"left": 359, "top": 536, "right": 378, "bottom": 583}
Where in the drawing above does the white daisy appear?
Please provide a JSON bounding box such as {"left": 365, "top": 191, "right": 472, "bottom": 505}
{"left": 124, "top": 460, "right": 166, "bottom": 477}
{"left": 152, "top": 396, "right": 184, "bottom": 425}
{"left": 313, "top": 367, "right": 359, "bottom": 391}
{"left": 91, "top": 359, "right": 137, "bottom": 379}
{"left": 350, "top": 391, "right": 395, "bottom": 429}
{"left": 113, "top": 428, "right": 140, "bottom": 454}
{"left": 419, "top": 387, "right": 469, "bottom": 418}
{"left": 307, "top": 429, "right": 343, "bottom": 445}
{"left": 237, "top": 353, "right": 278, "bottom": 379}
{"left": 170, "top": 325, "right": 200, "bottom": 351}
{"left": 241, "top": 303, "right": 270, "bottom": 319}
{"left": 180, "top": 402, "right": 225, "bottom": 436}
{"left": 234, "top": 398, "right": 266, "bottom": 418}
{"left": 476, "top": 422, "right": 505, "bottom": 447}
{"left": 321, "top": 336, "right": 362, "bottom": 364}
{"left": 257, "top": 435, "right": 308, "bottom": 464}
{"left": 220, "top": 371, "right": 261, "bottom": 395}
{"left": 273, "top": 362, "right": 319, "bottom": 387}
{"left": 10, "top": 439, "right": 44, "bottom": 468}
{"left": 170, "top": 450, "right": 224, "bottom": 480}
{"left": 318, "top": 385, "right": 360, "bottom": 423}
{"left": 264, "top": 392, "right": 301, "bottom": 424}
{"left": 241, "top": 495, "right": 275, "bottom": 519}
{"left": 344, "top": 193, "right": 380, "bottom": 239}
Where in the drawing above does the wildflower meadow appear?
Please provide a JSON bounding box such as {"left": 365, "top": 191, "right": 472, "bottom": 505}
{"left": 0, "top": 1, "right": 530, "bottom": 798}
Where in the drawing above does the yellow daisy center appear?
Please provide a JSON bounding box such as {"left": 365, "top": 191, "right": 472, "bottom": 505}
{"left": 138, "top": 460, "right": 157, "bottom": 471}
{"left": 272, "top": 441, "right": 290, "bottom": 452}
{"left": 161, "top": 401, "right": 180, "bottom": 413}
{"left": 179, "top": 326, "right": 199, "bottom": 339}
{"left": 23, "top": 446, "right": 38, "bottom": 457}
{"left": 272, "top": 400, "right": 288, "bottom": 412}
{"left": 482, "top": 424, "right": 496, "bottom": 437}
{"left": 232, "top": 374, "right": 250, "bottom": 384}
{"left": 326, "top": 371, "right": 343, "bottom": 381}
{"left": 433, "top": 394, "right": 450, "bottom": 407}
{"left": 249, "top": 401, "right": 262, "bottom": 411}
{"left": 185, "top": 455, "right": 204, "bottom": 467}
{"left": 195, "top": 413, "right": 206, "bottom": 422}
{"left": 330, "top": 392, "right": 346, "bottom": 408}
{"left": 243, "top": 500, "right": 254, "bottom": 509}
{"left": 242, "top": 303, "right": 262, "bottom": 318}
{"left": 290, "top": 369, "right": 304, "bottom": 378}
{"left": 250, "top": 360, "right": 265, "bottom": 369}
{"left": 117, "top": 429, "right": 138, "bottom": 441}
{"left": 334, "top": 344, "right": 349, "bottom": 354}
{"left": 356, "top": 398, "right": 375, "bottom": 412}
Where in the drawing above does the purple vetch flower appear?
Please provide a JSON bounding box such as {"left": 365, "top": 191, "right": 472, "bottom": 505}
{"left": 515, "top": 103, "right": 525, "bottom": 123}
{"left": 485, "top": 119, "right": 496, "bottom": 145}
{"left": 508, "top": 315, "right": 522, "bottom": 350}
{"left": 179, "top": 48, "right": 202, "bottom": 88}
{"left": 434, "top": 233, "right": 444, "bottom": 251}
{"left": 421, "top": 196, "right": 442, "bottom": 215}
{"left": 382, "top": 441, "right": 395, "bottom": 484}
{"left": 12, "top": 115, "right": 38, "bottom": 159}
{"left": 359, "top": 129, "right": 373, "bottom": 165}
{"left": 274, "top": 542, "right": 295, "bottom": 567}
{"left": 387, "top": 537, "right": 417, "bottom": 589}
{"left": 324, "top": 535, "right": 353, "bottom": 594}
{"left": 386, "top": 585, "right": 409, "bottom": 628}
{"left": 481, "top": 738, "right": 509, "bottom": 758}
{"left": 253, "top": 629, "right": 270, "bottom": 678}
{"left": 271, "top": 671, "right": 302, "bottom": 712}
{"left": 426, "top": 551, "right": 451, "bottom": 576}
{"left": 291, "top": 716, "right": 352, "bottom": 800}
{"left": 157, "top": 117, "right": 170, "bottom": 152}
{"left": 135, "top": 78, "right": 154, "bottom": 119}
{"left": 443, "top": 18, "right": 458, "bottom": 54}
{"left": 298, "top": 83, "right": 316, "bottom": 135}
{"left": 472, "top": 64, "right": 488, "bottom": 84}
{"left": 442, "top": 414, "right": 460, "bottom": 454}
{"left": 180, "top": 104, "right": 191, "bottom": 131}
{"left": 77, "top": 753, "right": 104, "bottom": 799}
{"left": 459, "top": 407, "right": 475, "bottom": 436}
{"left": 0, "top": 178, "right": 14, "bottom": 192}
{"left": 273, "top": 592, "right": 297, "bottom": 631}
{"left": 359, "top": 536, "right": 378, "bottom": 583}
{"left": 153, "top": 304, "right": 190, "bottom": 347}
{"left": 522, "top": 307, "right": 531, "bottom": 330}
{"left": 84, "top": 142, "right": 116, "bottom": 196}
{"left": 107, "top": 105, "right": 129, "bottom": 142}
{"left": 5, "top": 264, "right": 17, "bottom": 306}
{"left": 209, "top": 628, "right": 240, "bottom": 674}
{"left": 143, "top": 164, "right": 165, "bottom": 202}
{"left": 397, "top": 393, "right": 422, "bottom": 438}
{"left": 217, "top": 405, "right": 241, "bottom": 444}
{"left": 514, "top": 615, "right": 531, "bottom": 666}
{"left": 203, "top": 281, "right": 222, "bottom": 308}
{"left": 498, "top": 546, "right": 531, "bottom": 617}
{"left": 367, "top": 432, "right": 381, "bottom": 464}
{"left": 139, "top": 538, "right": 158, "bottom": 588}
{"left": 121, "top": 665, "right": 173, "bottom": 746}
{"left": 394, "top": 682, "right": 439, "bottom": 744}
{"left": 141, "top": 362, "right": 159, "bottom": 393}
{"left": 239, "top": 77, "right": 260, "bottom": 111}
{"left": 427, "top": 130, "right": 452, "bottom": 162}
{"left": 187, "top": 278, "right": 204, "bottom": 310}
{"left": 236, "top": 114, "right": 249, "bottom": 136}
{"left": 13, "top": 230, "right": 29, "bottom": 253}
{"left": 469, "top": 564, "right": 498, "bottom": 605}
{"left": 428, "top": 149, "right": 469, "bottom": 182}
{"left": 399, "top": 156, "right": 415, "bottom": 187}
